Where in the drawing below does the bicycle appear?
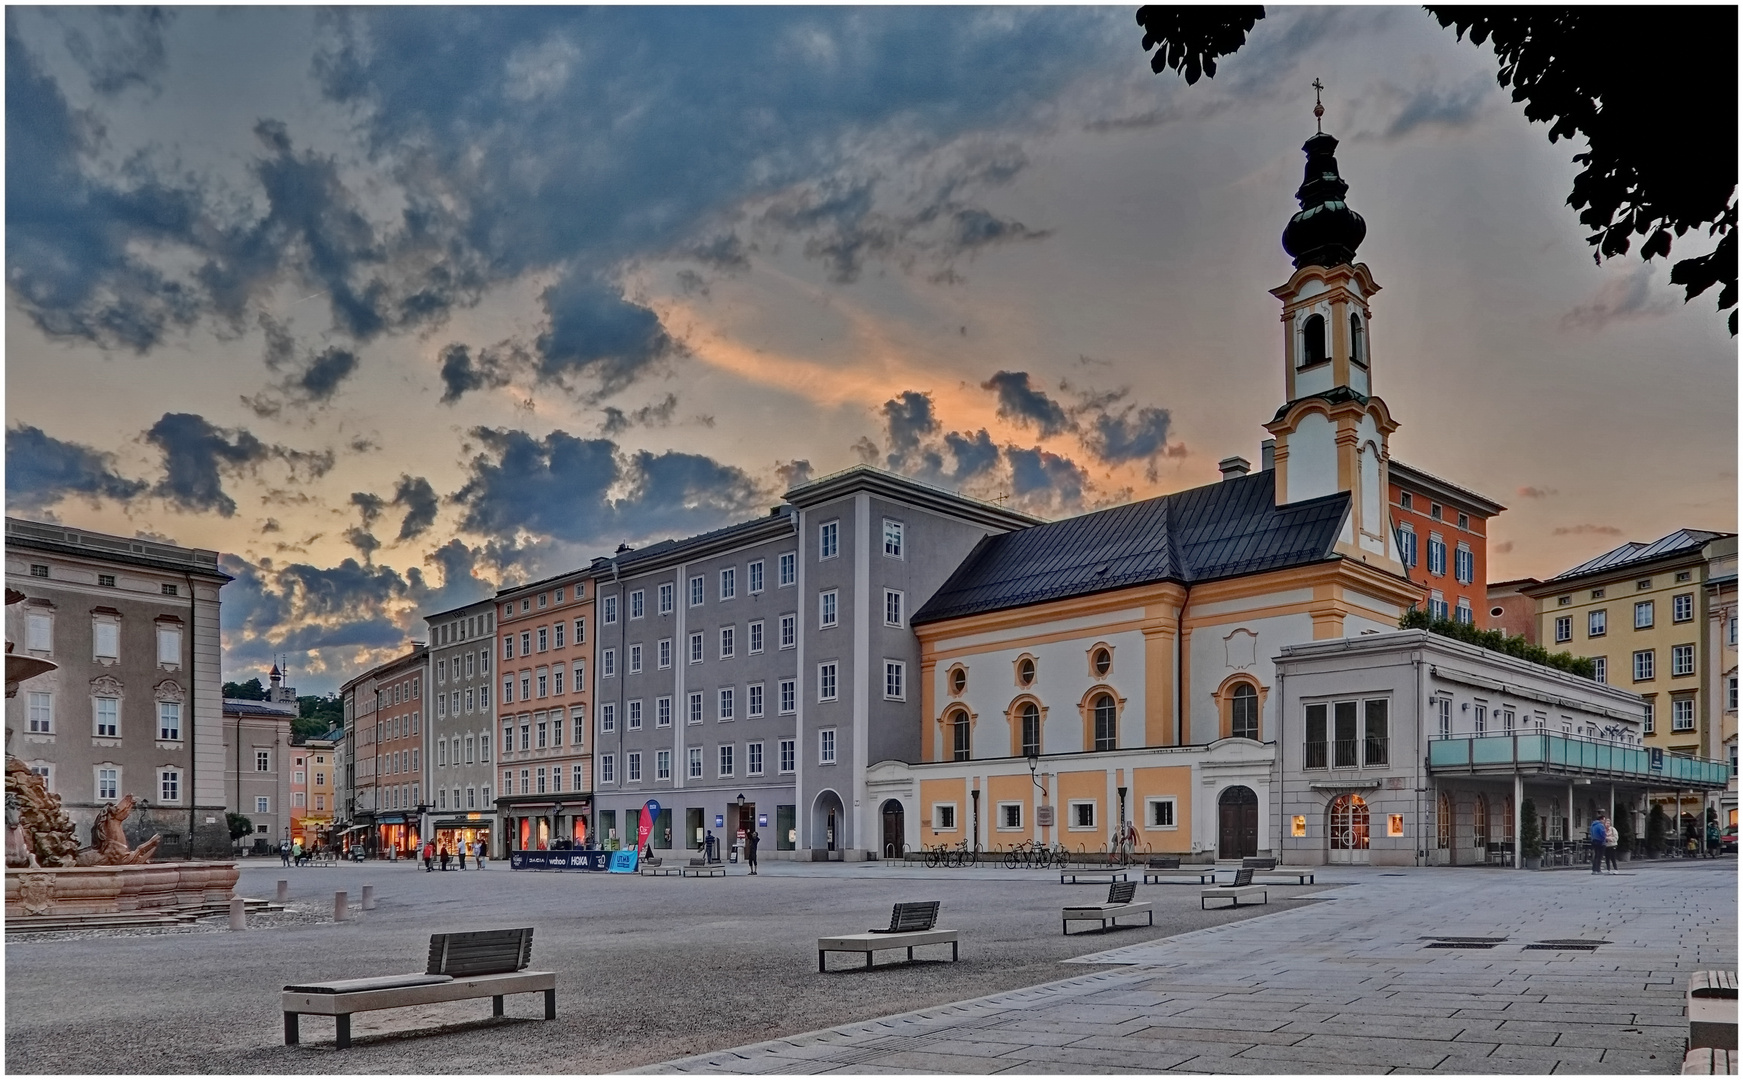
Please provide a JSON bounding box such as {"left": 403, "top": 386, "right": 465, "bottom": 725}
{"left": 924, "top": 843, "right": 948, "bottom": 869}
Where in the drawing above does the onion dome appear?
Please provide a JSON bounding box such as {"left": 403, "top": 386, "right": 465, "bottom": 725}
{"left": 1281, "top": 133, "right": 1366, "bottom": 269}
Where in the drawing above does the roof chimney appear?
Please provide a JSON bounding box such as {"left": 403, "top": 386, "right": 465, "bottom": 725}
{"left": 1218, "top": 456, "right": 1251, "bottom": 481}
{"left": 1260, "top": 439, "right": 1276, "bottom": 471}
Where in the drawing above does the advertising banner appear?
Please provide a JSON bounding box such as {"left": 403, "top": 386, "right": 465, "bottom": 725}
{"left": 637, "top": 799, "right": 661, "bottom": 854}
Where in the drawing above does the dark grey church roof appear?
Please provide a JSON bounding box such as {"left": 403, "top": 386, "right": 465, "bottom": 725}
{"left": 911, "top": 470, "right": 1351, "bottom": 626}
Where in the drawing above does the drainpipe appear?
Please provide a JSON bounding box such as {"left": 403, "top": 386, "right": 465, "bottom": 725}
{"left": 1277, "top": 665, "right": 1286, "bottom": 862}
{"left": 1175, "top": 584, "right": 1191, "bottom": 746}
{"left": 185, "top": 570, "right": 199, "bottom": 859}
{"left": 1414, "top": 649, "right": 1425, "bottom": 868}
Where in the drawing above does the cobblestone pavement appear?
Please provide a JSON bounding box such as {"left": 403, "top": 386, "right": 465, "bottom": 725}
{"left": 641, "top": 859, "right": 1736, "bottom": 1075}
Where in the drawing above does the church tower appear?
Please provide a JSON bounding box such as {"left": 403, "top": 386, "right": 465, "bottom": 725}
{"left": 1263, "top": 117, "right": 1407, "bottom": 576}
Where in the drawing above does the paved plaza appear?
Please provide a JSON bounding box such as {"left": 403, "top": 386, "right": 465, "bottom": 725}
{"left": 646, "top": 859, "right": 1736, "bottom": 1076}
{"left": 4, "top": 857, "right": 1733, "bottom": 1074}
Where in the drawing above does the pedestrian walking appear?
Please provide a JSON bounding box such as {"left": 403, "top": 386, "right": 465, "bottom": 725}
{"left": 746, "top": 828, "right": 760, "bottom": 875}
{"left": 1589, "top": 813, "right": 1608, "bottom": 874}
{"left": 423, "top": 840, "right": 435, "bottom": 872}
{"left": 704, "top": 830, "right": 717, "bottom": 863}
{"left": 439, "top": 843, "right": 451, "bottom": 871}
{"left": 457, "top": 843, "right": 467, "bottom": 871}
{"left": 1707, "top": 817, "right": 1721, "bottom": 859}
{"left": 474, "top": 839, "right": 487, "bottom": 870}
{"left": 1604, "top": 816, "right": 1620, "bottom": 872}
{"left": 280, "top": 839, "right": 291, "bottom": 867}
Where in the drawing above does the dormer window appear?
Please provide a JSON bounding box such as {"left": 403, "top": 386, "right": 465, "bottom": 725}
{"left": 1349, "top": 314, "right": 1367, "bottom": 367}
{"left": 1300, "top": 313, "right": 1327, "bottom": 367}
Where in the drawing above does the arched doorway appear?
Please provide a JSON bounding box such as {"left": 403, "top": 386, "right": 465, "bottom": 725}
{"left": 1217, "top": 786, "right": 1259, "bottom": 859}
{"left": 811, "top": 790, "right": 845, "bottom": 855}
{"left": 880, "top": 800, "right": 905, "bottom": 859}
{"left": 1329, "top": 794, "right": 1370, "bottom": 864}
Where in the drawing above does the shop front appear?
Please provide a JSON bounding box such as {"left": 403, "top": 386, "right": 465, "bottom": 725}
{"left": 495, "top": 794, "right": 592, "bottom": 857}
{"left": 374, "top": 814, "right": 419, "bottom": 859}
{"left": 433, "top": 813, "right": 493, "bottom": 858}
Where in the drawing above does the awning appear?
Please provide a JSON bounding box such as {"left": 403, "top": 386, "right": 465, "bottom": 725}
{"left": 376, "top": 815, "right": 406, "bottom": 824}
{"left": 433, "top": 819, "right": 492, "bottom": 830}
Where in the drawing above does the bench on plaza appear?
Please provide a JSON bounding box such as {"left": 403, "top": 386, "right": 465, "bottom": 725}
{"left": 281, "top": 928, "right": 555, "bottom": 1049}
{"left": 1682, "top": 1048, "right": 1738, "bottom": 1073}
{"left": 1143, "top": 859, "right": 1217, "bottom": 885}
{"left": 1147, "top": 856, "right": 1181, "bottom": 870}
{"left": 1060, "top": 870, "right": 1129, "bottom": 885}
{"left": 817, "top": 902, "right": 958, "bottom": 972}
{"left": 1062, "top": 881, "right": 1154, "bottom": 935}
{"left": 1688, "top": 971, "right": 1738, "bottom": 1053}
{"left": 1253, "top": 868, "right": 1315, "bottom": 885}
{"left": 1201, "top": 867, "right": 1268, "bottom": 910}
{"left": 640, "top": 858, "right": 681, "bottom": 877}
{"left": 681, "top": 860, "right": 726, "bottom": 878}
{"left": 1241, "top": 857, "right": 1278, "bottom": 871}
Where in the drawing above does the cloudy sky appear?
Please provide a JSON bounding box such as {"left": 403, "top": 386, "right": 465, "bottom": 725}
{"left": 6, "top": 7, "right": 1734, "bottom": 694}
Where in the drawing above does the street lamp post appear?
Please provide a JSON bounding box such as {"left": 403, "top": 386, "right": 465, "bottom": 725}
{"left": 1027, "top": 747, "right": 1047, "bottom": 845}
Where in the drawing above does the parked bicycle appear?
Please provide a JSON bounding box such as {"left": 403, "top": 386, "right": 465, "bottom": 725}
{"left": 1003, "top": 839, "right": 1051, "bottom": 869}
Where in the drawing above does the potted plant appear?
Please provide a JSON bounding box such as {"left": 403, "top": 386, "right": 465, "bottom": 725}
{"left": 1520, "top": 798, "right": 1542, "bottom": 869}
{"left": 1646, "top": 803, "right": 1666, "bottom": 857}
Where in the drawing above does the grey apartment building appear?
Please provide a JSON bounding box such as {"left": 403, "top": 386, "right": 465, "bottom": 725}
{"left": 423, "top": 597, "right": 497, "bottom": 855}
{"left": 4, "top": 517, "right": 231, "bottom": 858}
{"left": 592, "top": 467, "right": 1033, "bottom": 859}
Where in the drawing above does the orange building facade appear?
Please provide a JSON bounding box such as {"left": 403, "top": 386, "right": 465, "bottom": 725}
{"left": 495, "top": 571, "right": 594, "bottom": 852}
{"left": 1388, "top": 460, "right": 1504, "bottom": 627}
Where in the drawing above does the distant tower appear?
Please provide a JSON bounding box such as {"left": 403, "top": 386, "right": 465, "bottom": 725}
{"left": 268, "top": 662, "right": 296, "bottom": 704}
{"left": 1263, "top": 102, "right": 1407, "bottom": 575}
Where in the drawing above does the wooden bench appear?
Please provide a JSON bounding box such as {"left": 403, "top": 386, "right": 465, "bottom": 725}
{"left": 1689, "top": 971, "right": 1738, "bottom": 1052}
{"left": 1201, "top": 867, "right": 1268, "bottom": 910}
{"left": 1682, "top": 1047, "right": 1738, "bottom": 1073}
{"left": 641, "top": 862, "right": 682, "bottom": 876}
{"left": 1241, "top": 857, "right": 1278, "bottom": 870}
{"left": 282, "top": 928, "right": 554, "bottom": 1049}
{"left": 1145, "top": 868, "right": 1218, "bottom": 884}
{"left": 681, "top": 862, "right": 725, "bottom": 877}
{"left": 1060, "top": 870, "right": 1129, "bottom": 885}
{"left": 1063, "top": 881, "right": 1154, "bottom": 935}
{"left": 818, "top": 902, "right": 959, "bottom": 972}
{"left": 1254, "top": 869, "right": 1315, "bottom": 884}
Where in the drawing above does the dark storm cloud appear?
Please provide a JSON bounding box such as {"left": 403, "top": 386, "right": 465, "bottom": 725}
{"left": 297, "top": 346, "right": 359, "bottom": 400}
{"left": 1082, "top": 401, "right": 1173, "bottom": 465}
{"left": 1006, "top": 446, "right": 1089, "bottom": 508}
{"left": 982, "top": 371, "right": 1072, "bottom": 438}
{"left": 874, "top": 389, "right": 1086, "bottom": 514}
{"left": 776, "top": 459, "right": 814, "bottom": 491}
{"left": 535, "top": 276, "right": 679, "bottom": 399}
{"left": 350, "top": 491, "right": 386, "bottom": 527}
{"left": 344, "top": 526, "right": 380, "bottom": 559}
{"left": 601, "top": 394, "right": 680, "bottom": 437}
{"left": 391, "top": 474, "right": 439, "bottom": 541}
{"left": 451, "top": 427, "right": 766, "bottom": 548}
{"left": 5, "top": 423, "right": 149, "bottom": 512}
{"left": 437, "top": 342, "right": 517, "bottom": 405}
{"left": 881, "top": 391, "right": 940, "bottom": 467}
{"left": 144, "top": 412, "right": 332, "bottom": 517}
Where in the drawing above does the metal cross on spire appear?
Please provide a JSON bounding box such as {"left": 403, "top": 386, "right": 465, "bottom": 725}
{"left": 1312, "top": 78, "right": 1325, "bottom": 133}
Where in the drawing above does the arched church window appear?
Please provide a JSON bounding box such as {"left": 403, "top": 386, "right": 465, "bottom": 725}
{"left": 1349, "top": 313, "right": 1367, "bottom": 367}
{"left": 951, "top": 710, "right": 972, "bottom": 762}
{"left": 1301, "top": 314, "right": 1327, "bottom": 367}
{"left": 1094, "top": 694, "right": 1117, "bottom": 751}
{"left": 1231, "top": 683, "right": 1259, "bottom": 740}
{"left": 1020, "top": 702, "right": 1040, "bottom": 758}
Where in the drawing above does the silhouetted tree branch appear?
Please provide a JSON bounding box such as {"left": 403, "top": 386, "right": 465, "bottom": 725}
{"left": 1136, "top": 5, "right": 1739, "bottom": 336}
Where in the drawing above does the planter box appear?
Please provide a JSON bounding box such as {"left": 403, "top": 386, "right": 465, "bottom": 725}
{"left": 1523, "top": 856, "right": 1542, "bottom": 869}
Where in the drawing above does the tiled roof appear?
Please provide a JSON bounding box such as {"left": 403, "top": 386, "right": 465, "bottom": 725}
{"left": 1548, "top": 529, "right": 1733, "bottom": 583}
{"left": 911, "top": 470, "right": 1350, "bottom": 625}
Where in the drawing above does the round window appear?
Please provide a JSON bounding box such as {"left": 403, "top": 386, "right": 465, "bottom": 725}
{"left": 949, "top": 667, "right": 967, "bottom": 695}
{"left": 1017, "top": 657, "right": 1035, "bottom": 686}
{"left": 1489, "top": 607, "right": 1504, "bottom": 618}
{"left": 1093, "top": 648, "right": 1111, "bottom": 676}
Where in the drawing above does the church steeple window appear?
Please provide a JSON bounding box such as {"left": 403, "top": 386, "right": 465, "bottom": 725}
{"left": 1349, "top": 314, "right": 1367, "bottom": 367}
{"left": 1300, "top": 314, "right": 1327, "bottom": 367}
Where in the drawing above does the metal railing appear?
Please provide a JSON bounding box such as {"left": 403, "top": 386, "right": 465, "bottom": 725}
{"left": 1428, "top": 733, "right": 1730, "bottom": 788}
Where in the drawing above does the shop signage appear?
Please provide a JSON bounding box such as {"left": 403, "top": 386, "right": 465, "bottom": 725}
{"left": 509, "top": 851, "right": 611, "bottom": 871}
{"left": 714, "top": 814, "right": 725, "bottom": 828}
{"left": 757, "top": 813, "right": 768, "bottom": 827}
{"left": 637, "top": 799, "right": 661, "bottom": 854}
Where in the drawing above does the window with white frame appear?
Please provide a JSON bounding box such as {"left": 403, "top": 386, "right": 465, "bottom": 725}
{"left": 720, "top": 567, "right": 736, "bottom": 601}
{"left": 819, "top": 521, "right": 838, "bottom": 559}
{"left": 719, "top": 625, "right": 735, "bottom": 659}
{"left": 819, "top": 728, "right": 836, "bottom": 764}
{"left": 658, "top": 582, "right": 674, "bottom": 614}
{"left": 933, "top": 803, "right": 957, "bottom": 831}
{"left": 1672, "top": 697, "right": 1695, "bottom": 731}
{"left": 819, "top": 590, "right": 838, "bottom": 628}
{"left": 93, "top": 697, "right": 119, "bottom": 738}
{"left": 627, "top": 700, "right": 642, "bottom": 730}
{"left": 1427, "top": 536, "right": 1446, "bottom": 577}
{"left": 1589, "top": 609, "right": 1607, "bottom": 637}
{"left": 884, "top": 589, "right": 904, "bottom": 627}
{"left": 1728, "top": 676, "right": 1738, "bottom": 712}
{"left": 778, "top": 679, "right": 796, "bottom": 715}
{"left": 818, "top": 662, "right": 838, "bottom": 701}
{"left": 1435, "top": 697, "right": 1452, "bottom": 738}
{"left": 780, "top": 613, "right": 796, "bottom": 649}
{"left": 537, "top": 627, "right": 549, "bottom": 652}
{"left": 602, "top": 648, "right": 616, "bottom": 677}
{"left": 602, "top": 596, "right": 618, "bottom": 624}
{"left": 158, "top": 701, "right": 181, "bottom": 741}
{"left": 1592, "top": 657, "right": 1608, "bottom": 684}
{"left": 657, "top": 638, "right": 672, "bottom": 669}
{"left": 748, "top": 560, "right": 764, "bottom": 594}
{"left": 657, "top": 696, "right": 672, "bottom": 727}
{"left": 1555, "top": 615, "right": 1572, "bottom": 643}
{"left": 884, "top": 660, "right": 905, "bottom": 700}
{"left": 96, "top": 766, "right": 118, "bottom": 801}
{"left": 1069, "top": 801, "right": 1096, "bottom": 830}
{"left": 1454, "top": 544, "right": 1473, "bottom": 584}
{"left": 748, "top": 620, "right": 763, "bottom": 654}
{"left": 627, "top": 752, "right": 642, "bottom": 782}
{"left": 27, "top": 692, "right": 52, "bottom": 734}
{"left": 156, "top": 625, "right": 181, "bottom": 666}
{"left": 883, "top": 519, "right": 904, "bottom": 558}
{"left": 779, "top": 551, "right": 796, "bottom": 586}
{"left": 255, "top": 796, "right": 270, "bottom": 814}
{"left": 1672, "top": 643, "right": 1695, "bottom": 676}
{"left": 748, "top": 683, "right": 764, "bottom": 718}
{"left": 554, "top": 621, "right": 565, "bottom": 648}
{"left": 502, "top": 677, "right": 514, "bottom": 704}
{"left": 159, "top": 769, "right": 180, "bottom": 804}
{"left": 779, "top": 738, "right": 795, "bottom": 773}
{"left": 1428, "top": 592, "right": 1448, "bottom": 621}
{"left": 1455, "top": 598, "right": 1472, "bottom": 625}
{"left": 656, "top": 749, "right": 672, "bottom": 781}
{"left": 1635, "top": 600, "right": 1654, "bottom": 629}
{"left": 599, "top": 754, "right": 615, "bottom": 784}
{"left": 688, "top": 746, "right": 703, "bottom": 779}
{"left": 689, "top": 575, "right": 704, "bottom": 607}
{"left": 1397, "top": 525, "right": 1417, "bottom": 568}
{"left": 997, "top": 802, "right": 1023, "bottom": 830}
{"left": 1146, "top": 798, "right": 1177, "bottom": 828}
{"left": 1473, "top": 703, "right": 1487, "bottom": 735}
{"left": 521, "top": 631, "right": 532, "bottom": 656}
{"left": 718, "top": 687, "right": 735, "bottom": 721}
{"left": 688, "top": 691, "right": 704, "bottom": 725}
{"left": 1673, "top": 593, "right": 1694, "bottom": 622}
{"left": 689, "top": 633, "right": 704, "bottom": 664}
{"left": 572, "top": 618, "right": 584, "bottom": 645}
{"left": 600, "top": 702, "right": 616, "bottom": 732}
{"left": 747, "top": 741, "right": 764, "bottom": 775}
{"left": 26, "top": 612, "right": 51, "bottom": 653}
{"left": 628, "top": 644, "right": 642, "bottom": 675}
{"left": 718, "top": 744, "right": 734, "bottom": 777}
{"left": 1634, "top": 649, "right": 1655, "bottom": 681}
{"left": 1643, "top": 701, "right": 1655, "bottom": 734}
{"left": 93, "top": 618, "right": 119, "bottom": 660}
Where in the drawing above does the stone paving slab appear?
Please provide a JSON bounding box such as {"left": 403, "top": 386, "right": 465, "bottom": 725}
{"left": 640, "top": 861, "right": 1735, "bottom": 1076}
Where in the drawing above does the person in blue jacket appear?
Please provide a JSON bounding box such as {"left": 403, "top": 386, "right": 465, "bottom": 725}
{"left": 1590, "top": 813, "right": 1609, "bottom": 874}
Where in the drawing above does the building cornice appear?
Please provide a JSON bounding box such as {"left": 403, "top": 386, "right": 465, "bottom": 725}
{"left": 1388, "top": 459, "right": 1507, "bottom": 517}
{"left": 785, "top": 465, "right": 1040, "bottom": 532}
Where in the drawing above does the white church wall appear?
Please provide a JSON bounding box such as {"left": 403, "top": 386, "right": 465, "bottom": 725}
{"left": 1287, "top": 411, "right": 1338, "bottom": 503}
{"left": 1188, "top": 610, "right": 1316, "bottom": 744}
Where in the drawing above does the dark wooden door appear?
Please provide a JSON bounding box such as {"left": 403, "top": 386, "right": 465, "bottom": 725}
{"left": 881, "top": 801, "right": 905, "bottom": 858}
{"left": 1218, "top": 786, "right": 1259, "bottom": 859}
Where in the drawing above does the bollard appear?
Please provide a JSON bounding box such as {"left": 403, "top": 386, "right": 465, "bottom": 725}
{"left": 276, "top": 879, "right": 289, "bottom": 903}
{"left": 229, "top": 896, "right": 246, "bottom": 931}
{"left": 361, "top": 884, "right": 375, "bottom": 911}
{"left": 334, "top": 891, "right": 349, "bottom": 922}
